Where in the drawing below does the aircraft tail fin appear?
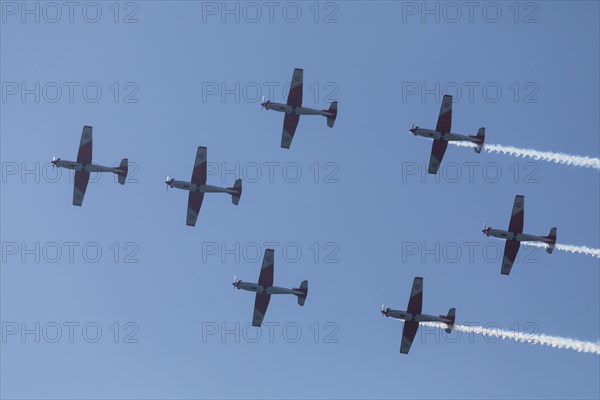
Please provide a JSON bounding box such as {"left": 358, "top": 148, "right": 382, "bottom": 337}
{"left": 294, "top": 280, "right": 308, "bottom": 306}
{"left": 441, "top": 308, "right": 456, "bottom": 333}
{"left": 473, "top": 127, "right": 485, "bottom": 153}
{"left": 116, "top": 158, "right": 128, "bottom": 185}
{"left": 230, "top": 179, "right": 242, "bottom": 205}
{"left": 325, "top": 101, "right": 337, "bottom": 128}
{"left": 545, "top": 227, "right": 557, "bottom": 253}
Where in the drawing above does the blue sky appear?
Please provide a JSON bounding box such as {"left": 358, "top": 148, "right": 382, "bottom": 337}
{"left": 1, "top": 1, "right": 599, "bottom": 399}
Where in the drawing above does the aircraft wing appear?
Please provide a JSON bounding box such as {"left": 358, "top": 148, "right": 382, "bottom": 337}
{"left": 435, "top": 94, "right": 452, "bottom": 133}
{"left": 252, "top": 293, "right": 271, "bottom": 327}
{"left": 186, "top": 192, "right": 204, "bottom": 227}
{"left": 190, "top": 146, "right": 207, "bottom": 185}
{"left": 428, "top": 140, "right": 448, "bottom": 174}
{"left": 400, "top": 321, "right": 419, "bottom": 354}
{"left": 281, "top": 113, "right": 300, "bottom": 149}
{"left": 286, "top": 68, "right": 303, "bottom": 107}
{"left": 73, "top": 171, "right": 90, "bottom": 206}
{"left": 406, "top": 277, "right": 423, "bottom": 315}
{"left": 257, "top": 249, "right": 274, "bottom": 287}
{"left": 508, "top": 195, "right": 524, "bottom": 233}
{"left": 76, "top": 125, "right": 93, "bottom": 164}
{"left": 501, "top": 240, "right": 520, "bottom": 275}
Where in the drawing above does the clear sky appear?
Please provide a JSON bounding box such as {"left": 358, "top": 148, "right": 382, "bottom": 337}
{"left": 1, "top": 1, "right": 599, "bottom": 399}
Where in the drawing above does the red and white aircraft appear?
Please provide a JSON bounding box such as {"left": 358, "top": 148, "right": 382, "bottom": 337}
{"left": 381, "top": 277, "right": 455, "bottom": 354}
{"left": 165, "top": 146, "right": 242, "bottom": 227}
{"left": 483, "top": 195, "right": 557, "bottom": 275}
{"left": 233, "top": 249, "right": 308, "bottom": 327}
{"left": 51, "top": 125, "right": 128, "bottom": 206}
{"left": 410, "top": 94, "right": 485, "bottom": 174}
{"left": 261, "top": 68, "right": 338, "bottom": 149}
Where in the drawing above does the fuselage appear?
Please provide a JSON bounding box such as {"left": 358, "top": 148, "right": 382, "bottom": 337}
{"left": 410, "top": 127, "right": 483, "bottom": 145}
{"left": 383, "top": 309, "right": 453, "bottom": 325}
{"left": 262, "top": 101, "right": 333, "bottom": 118}
{"left": 234, "top": 281, "right": 304, "bottom": 296}
{"left": 484, "top": 228, "right": 554, "bottom": 244}
{"left": 166, "top": 179, "right": 236, "bottom": 195}
{"left": 52, "top": 159, "right": 123, "bottom": 174}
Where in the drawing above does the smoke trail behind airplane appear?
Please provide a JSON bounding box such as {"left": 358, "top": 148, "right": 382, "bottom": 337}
{"left": 520, "top": 241, "right": 600, "bottom": 259}
{"left": 421, "top": 321, "right": 600, "bottom": 355}
{"left": 450, "top": 142, "right": 600, "bottom": 169}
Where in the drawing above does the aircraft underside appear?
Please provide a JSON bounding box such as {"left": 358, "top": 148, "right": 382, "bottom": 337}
{"left": 266, "top": 102, "right": 331, "bottom": 117}
{"left": 488, "top": 229, "right": 551, "bottom": 243}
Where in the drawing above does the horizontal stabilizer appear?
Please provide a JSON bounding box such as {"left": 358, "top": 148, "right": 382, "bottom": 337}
{"left": 546, "top": 227, "right": 557, "bottom": 253}
{"left": 295, "top": 280, "right": 308, "bottom": 306}
{"left": 231, "top": 179, "right": 242, "bottom": 205}
{"left": 325, "top": 101, "right": 337, "bottom": 128}
{"left": 472, "top": 128, "right": 485, "bottom": 153}
{"left": 117, "top": 158, "right": 128, "bottom": 185}
{"left": 442, "top": 308, "right": 456, "bottom": 333}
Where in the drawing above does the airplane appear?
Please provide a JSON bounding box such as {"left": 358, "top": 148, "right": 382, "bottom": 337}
{"left": 51, "top": 125, "right": 128, "bottom": 206}
{"left": 165, "top": 146, "right": 242, "bottom": 227}
{"left": 483, "top": 195, "right": 557, "bottom": 275}
{"left": 381, "top": 277, "right": 455, "bottom": 354}
{"left": 410, "top": 94, "right": 485, "bottom": 174}
{"left": 233, "top": 249, "right": 308, "bottom": 327}
{"left": 260, "top": 68, "right": 338, "bottom": 149}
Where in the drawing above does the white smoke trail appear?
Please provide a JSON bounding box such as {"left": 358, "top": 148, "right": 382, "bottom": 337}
{"left": 421, "top": 321, "right": 600, "bottom": 355}
{"left": 520, "top": 241, "right": 600, "bottom": 259}
{"left": 450, "top": 141, "right": 600, "bottom": 169}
